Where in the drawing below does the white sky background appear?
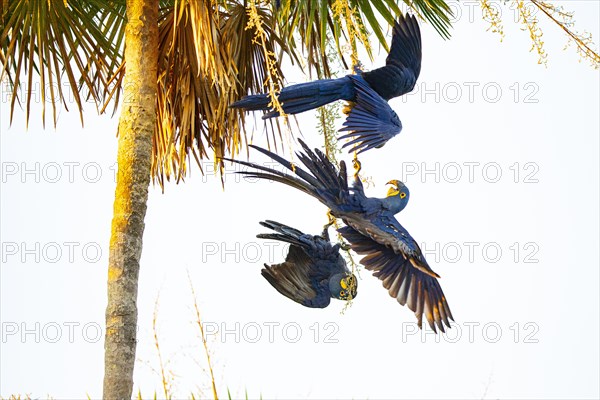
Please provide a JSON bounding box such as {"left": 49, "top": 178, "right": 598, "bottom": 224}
{"left": 1, "top": 1, "right": 599, "bottom": 399}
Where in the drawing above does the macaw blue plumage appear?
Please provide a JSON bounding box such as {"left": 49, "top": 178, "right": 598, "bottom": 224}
{"left": 225, "top": 139, "right": 453, "bottom": 332}
{"left": 257, "top": 220, "right": 357, "bottom": 308}
{"left": 230, "top": 12, "right": 421, "bottom": 154}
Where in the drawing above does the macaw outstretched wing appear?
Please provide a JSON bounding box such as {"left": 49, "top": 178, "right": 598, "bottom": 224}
{"left": 362, "top": 13, "right": 422, "bottom": 100}
{"left": 338, "top": 225, "right": 453, "bottom": 332}
{"left": 338, "top": 75, "right": 402, "bottom": 154}
{"left": 387, "top": 13, "right": 422, "bottom": 81}
{"left": 341, "top": 214, "right": 440, "bottom": 278}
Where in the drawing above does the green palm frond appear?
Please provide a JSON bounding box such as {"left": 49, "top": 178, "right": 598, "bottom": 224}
{"left": 275, "top": 0, "right": 452, "bottom": 78}
{"left": 276, "top": 0, "right": 341, "bottom": 77}
{"left": 0, "top": 0, "right": 123, "bottom": 127}
{"left": 96, "top": 1, "right": 127, "bottom": 74}
{"left": 95, "top": 0, "right": 127, "bottom": 115}
{"left": 409, "top": 0, "right": 453, "bottom": 39}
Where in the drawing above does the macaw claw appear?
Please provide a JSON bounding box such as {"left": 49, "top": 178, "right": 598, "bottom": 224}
{"left": 352, "top": 157, "right": 362, "bottom": 178}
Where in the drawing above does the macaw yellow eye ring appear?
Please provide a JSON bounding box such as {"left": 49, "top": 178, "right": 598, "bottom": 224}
{"left": 400, "top": 192, "right": 406, "bottom": 199}
{"left": 340, "top": 290, "right": 346, "bottom": 298}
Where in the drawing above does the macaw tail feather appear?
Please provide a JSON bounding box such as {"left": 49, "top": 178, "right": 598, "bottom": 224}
{"left": 256, "top": 220, "right": 308, "bottom": 248}
{"left": 229, "top": 77, "right": 355, "bottom": 119}
{"left": 222, "top": 139, "right": 350, "bottom": 212}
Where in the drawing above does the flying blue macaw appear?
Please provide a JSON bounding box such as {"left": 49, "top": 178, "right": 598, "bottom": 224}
{"left": 230, "top": 13, "right": 421, "bottom": 154}
{"left": 257, "top": 220, "right": 357, "bottom": 308}
{"left": 225, "top": 139, "right": 453, "bottom": 333}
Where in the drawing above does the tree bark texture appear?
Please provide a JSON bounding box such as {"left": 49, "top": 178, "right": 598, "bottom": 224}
{"left": 103, "top": 0, "right": 158, "bottom": 398}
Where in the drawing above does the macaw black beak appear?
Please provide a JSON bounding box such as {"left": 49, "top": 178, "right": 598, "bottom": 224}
{"left": 386, "top": 180, "right": 397, "bottom": 187}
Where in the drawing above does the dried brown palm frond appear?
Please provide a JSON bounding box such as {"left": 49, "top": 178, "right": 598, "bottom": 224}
{"left": 221, "top": 0, "right": 294, "bottom": 152}
{"left": 153, "top": 0, "right": 291, "bottom": 186}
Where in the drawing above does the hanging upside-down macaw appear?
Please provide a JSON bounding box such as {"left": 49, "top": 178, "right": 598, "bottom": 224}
{"left": 257, "top": 220, "right": 357, "bottom": 308}
{"left": 225, "top": 139, "right": 453, "bottom": 332}
{"left": 230, "top": 12, "right": 421, "bottom": 154}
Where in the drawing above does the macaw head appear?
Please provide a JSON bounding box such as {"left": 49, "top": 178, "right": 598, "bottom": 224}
{"left": 329, "top": 273, "right": 358, "bottom": 301}
{"left": 386, "top": 180, "right": 410, "bottom": 213}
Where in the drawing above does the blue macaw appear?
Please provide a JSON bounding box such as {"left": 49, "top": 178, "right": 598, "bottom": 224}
{"left": 257, "top": 220, "right": 357, "bottom": 308}
{"left": 225, "top": 139, "right": 453, "bottom": 332}
{"left": 230, "top": 12, "right": 421, "bottom": 154}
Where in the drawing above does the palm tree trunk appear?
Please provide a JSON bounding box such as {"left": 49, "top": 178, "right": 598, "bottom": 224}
{"left": 103, "top": 0, "right": 158, "bottom": 398}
